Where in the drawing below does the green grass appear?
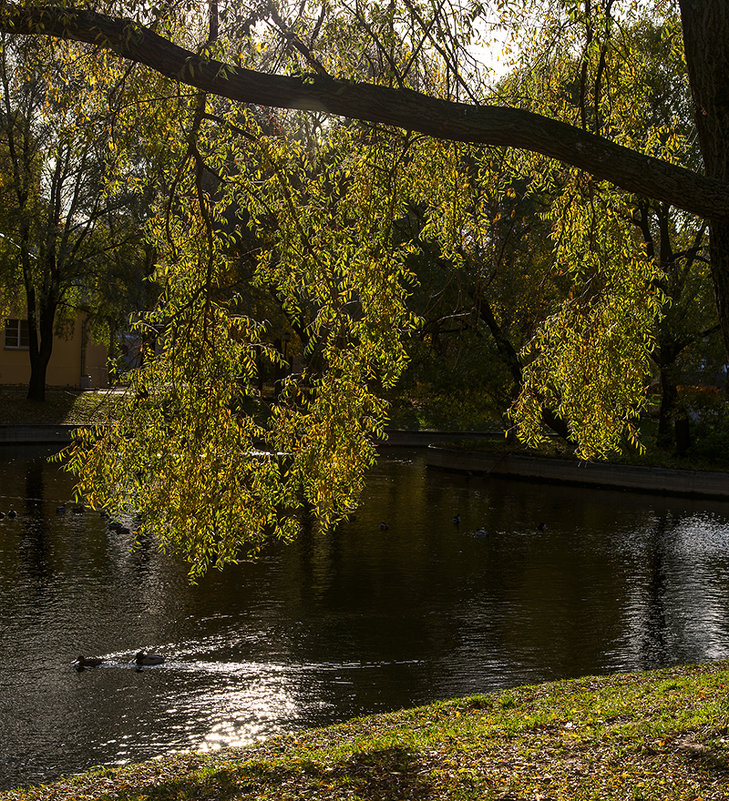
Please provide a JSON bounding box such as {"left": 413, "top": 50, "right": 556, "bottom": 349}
{"left": 4, "top": 661, "right": 729, "bottom": 800}
{"left": 0, "top": 388, "right": 126, "bottom": 425}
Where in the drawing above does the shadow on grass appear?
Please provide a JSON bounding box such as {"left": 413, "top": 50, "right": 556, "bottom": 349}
{"left": 0, "top": 389, "right": 124, "bottom": 426}
{"left": 0, "top": 390, "right": 78, "bottom": 425}
{"left": 113, "top": 766, "right": 246, "bottom": 801}
{"left": 665, "top": 730, "right": 729, "bottom": 788}
{"left": 328, "top": 746, "right": 435, "bottom": 799}
{"left": 112, "top": 747, "right": 436, "bottom": 801}
{"left": 681, "top": 743, "right": 729, "bottom": 780}
{"left": 698, "top": 749, "right": 729, "bottom": 777}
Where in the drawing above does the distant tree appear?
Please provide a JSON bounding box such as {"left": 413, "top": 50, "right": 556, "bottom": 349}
{"left": 0, "top": 34, "right": 154, "bottom": 399}
{"left": 395, "top": 142, "right": 569, "bottom": 434}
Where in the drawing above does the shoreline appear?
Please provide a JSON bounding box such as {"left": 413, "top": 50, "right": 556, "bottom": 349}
{"left": 4, "top": 659, "right": 729, "bottom": 800}
{"left": 1, "top": 425, "right": 727, "bottom": 499}
{"left": 424, "top": 444, "right": 729, "bottom": 500}
{"left": 0, "top": 424, "right": 86, "bottom": 444}
{"left": 382, "top": 429, "right": 729, "bottom": 500}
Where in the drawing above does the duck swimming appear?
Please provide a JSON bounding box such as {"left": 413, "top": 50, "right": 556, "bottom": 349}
{"left": 135, "top": 650, "right": 165, "bottom": 666}
{"left": 74, "top": 655, "right": 104, "bottom": 670}
{"left": 108, "top": 521, "right": 130, "bottom": 535}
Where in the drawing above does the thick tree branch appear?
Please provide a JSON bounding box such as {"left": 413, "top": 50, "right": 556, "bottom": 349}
{"left": 2, "top": 3, "right": 729, "bottom": 221}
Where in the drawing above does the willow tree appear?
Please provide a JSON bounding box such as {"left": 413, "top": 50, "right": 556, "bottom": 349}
{"left": 485, "top": 4, "right": 710, "bottom": 454}
{"left": 0, "top": 2, "right": 725, "bottom": 210}
{"left": 66, "top": 113, "right": 420, "bottom": 579}
{"left": 1, "top": 0, "right": 727, "bottom": 574}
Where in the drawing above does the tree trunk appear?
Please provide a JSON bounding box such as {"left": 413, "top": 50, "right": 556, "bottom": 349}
{"left": 478, "top": 296, "right": 522, "bottom": 387}
{"left": 478, "top": 295, "right": 573, "bottom": 442}
{"left": 26, "top": 297, "right": 56, "bottom": 402}
{"left": 679, "top": 0, "right": 729, "bottom": 360}
{"left": 657, "top": 365, "right": 679, "bottom": 448}
{"left": 707, "top": 222, "right": 729, "bottom": 362}
{"left": 27, "top": 359, "right": 48, "bottom": 401}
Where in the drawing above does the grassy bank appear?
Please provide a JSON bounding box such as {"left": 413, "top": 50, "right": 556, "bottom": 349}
{"left": 0, "top": 389, "right": 124, "bottom": 425}
{"left": 4, "top": 661, "right": 729, "bottom": 801}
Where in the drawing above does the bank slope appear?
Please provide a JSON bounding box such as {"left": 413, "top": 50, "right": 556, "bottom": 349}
{"left": 3, "top": 660, "right": 729, "bottom": 800}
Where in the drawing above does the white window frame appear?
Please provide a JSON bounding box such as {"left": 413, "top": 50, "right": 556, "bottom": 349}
{"left": 4, "top": 318, "right": 30, "bottom": 350}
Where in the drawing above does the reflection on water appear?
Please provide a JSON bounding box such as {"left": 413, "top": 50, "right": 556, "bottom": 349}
{"left": 1, "top": 445, "right": 729, "bottom": 790}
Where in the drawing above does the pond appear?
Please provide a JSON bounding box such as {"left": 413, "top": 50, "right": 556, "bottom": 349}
{"left": 1, "top": 445, "right": 729, "bottom": 790}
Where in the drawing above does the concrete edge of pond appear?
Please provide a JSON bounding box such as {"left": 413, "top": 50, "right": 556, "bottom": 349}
{"left": 383, "top": 429, "right": 506, "bottom": 446}
{"left": 0, "top": 424, "right": 88, "bottom": 443}
{"left": 3, "top": 425, "right": 726, "bottom": 500}
{"left": 424, "top": 445, "right": 729, "bottom": 500}
{"left": 0, "top": 425, "right": 505, "bottom": 446}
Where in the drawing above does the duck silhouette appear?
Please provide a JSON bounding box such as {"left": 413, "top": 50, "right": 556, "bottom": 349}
{"left": 6, "top": 508, "right": 16, "bottom": 519}
{"left": 74, "top": 655, "right": 104, "bottom": 670}
{"left": 108, "top": 521, "right": 131, "bottom": 535}
{"left": 135, "top": 650, "right": 165, "bottom": 666}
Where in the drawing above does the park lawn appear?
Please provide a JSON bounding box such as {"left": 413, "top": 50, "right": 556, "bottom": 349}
{"left": 0, "top": 389, "right": 126, "bottom": 425}
{"left": 3, "top": 660, "right": 729, "bottom": 801}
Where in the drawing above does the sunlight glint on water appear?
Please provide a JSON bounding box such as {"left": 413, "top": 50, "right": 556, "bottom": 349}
{"left": 1, "top": 445, "right": 729, "bottom": 790}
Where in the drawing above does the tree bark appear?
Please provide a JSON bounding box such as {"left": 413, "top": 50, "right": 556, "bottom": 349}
{"left": 26, "top": 294, "right": 55, "bottom": 402}
{"left": 1, "top": 4, "right": 729, "bottom": 221}
{"left": 657, "top": 364, "right": 679, "bottom": 449}
{"left": 478, "top": 295, "right": 573, "bottom": 441}
{"left": 679, "top": 1, "right": 729, "bottom": 357}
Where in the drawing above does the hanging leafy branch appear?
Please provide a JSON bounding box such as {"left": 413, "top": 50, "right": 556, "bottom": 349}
{"left": 10, "top": 0, "right": 729, "bottom": 576}
{"left": 0, "top": 2, "right": 727, "bottom": 220}
{"left": 65, "top": 111, "right": 418, "bottom": 579}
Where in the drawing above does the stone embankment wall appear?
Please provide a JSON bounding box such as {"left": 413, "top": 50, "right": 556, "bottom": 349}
{"left": 0, "top": 425, "right": 83, "bottom": 444}
{"left": 425, "top": 446, "right": 729, "bottom": 500}
{"left": 383, "top": 430, "right": 729, "bottom": 501}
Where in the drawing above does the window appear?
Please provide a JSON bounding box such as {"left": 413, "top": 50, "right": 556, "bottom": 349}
{"left": 4, "top": 319, "right": 29, "bottom": 349}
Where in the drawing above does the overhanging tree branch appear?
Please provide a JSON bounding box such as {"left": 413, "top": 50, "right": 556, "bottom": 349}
{"left": 1, "top": 3, "right": 729, "bottom": 222}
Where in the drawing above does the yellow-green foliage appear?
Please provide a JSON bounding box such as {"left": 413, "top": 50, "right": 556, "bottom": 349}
{"left": 54, "top": 1, "right": 697, "bottom": 574}
{"left": 65, "top": 113, "right": 419, "bottom": 579}
{"left": 514, "top": 177, "right": 662, "bottom": 459}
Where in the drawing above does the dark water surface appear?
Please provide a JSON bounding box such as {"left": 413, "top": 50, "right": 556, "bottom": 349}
{"left": 2, "top": 445, "right": 729, "bottom": 790}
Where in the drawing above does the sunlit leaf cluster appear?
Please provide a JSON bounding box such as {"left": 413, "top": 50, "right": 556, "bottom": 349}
{"left": 66, "top": 102, "right": 420, "bottom": 576}
{"left": 513, "top": 175, "right": 662, "bottom": 458}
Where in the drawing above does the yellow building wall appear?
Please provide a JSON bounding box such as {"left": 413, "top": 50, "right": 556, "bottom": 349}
{"left": 0, "top": 314, "right": 108, "bottom": 389}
